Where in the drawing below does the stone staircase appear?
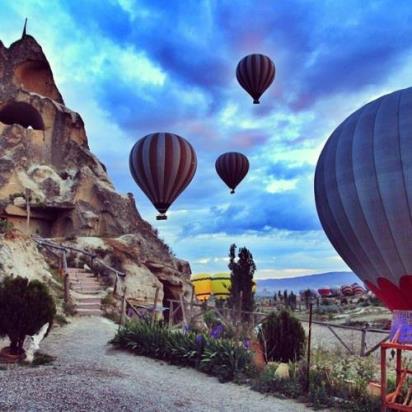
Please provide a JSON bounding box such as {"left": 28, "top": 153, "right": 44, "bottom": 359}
{"left": 67, "top": 268, "right": 104, "bottom": 316}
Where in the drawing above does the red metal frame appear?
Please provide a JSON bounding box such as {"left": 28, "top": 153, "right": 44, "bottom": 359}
{"left": 381, "top": 342, "right": 412, "bottom": 411}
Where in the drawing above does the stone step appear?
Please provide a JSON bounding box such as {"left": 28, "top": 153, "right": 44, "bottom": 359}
{"left": 75, "top": 308, "right": 103, "bottom": 316}
{"left": 75, "top": 297, "right": 101, "bottom": 304}
{"left": 71, "top": 281, "right": 101, "bottom": 287}
{"left": 66, "top": 268, "right": 91, "bottom": 273}
{"left": 68, "top": 272, "right": 95, "bottom": 278}
{"left": 71, "top": 288, "right": 103, "bottom": 295}
{"left": 70, "top": 279, "right": 98, "bottom": 285}
{"left": 74, "top": 302, "right": 101, "bottom": 310}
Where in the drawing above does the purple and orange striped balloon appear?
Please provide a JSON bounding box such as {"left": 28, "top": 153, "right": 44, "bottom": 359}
{"left": 236, "top": 53, "right": 275, "bottom": 104}
{"left": 129, "top": 132, "right": 197, "bottom": 220}
{"left": 215, "top": 152, "right": 249, "bottom": 194}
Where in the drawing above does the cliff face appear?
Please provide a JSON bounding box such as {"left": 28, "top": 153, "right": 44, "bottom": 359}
{"left": 0, "top": 33, "right": 192, "bottom": 306}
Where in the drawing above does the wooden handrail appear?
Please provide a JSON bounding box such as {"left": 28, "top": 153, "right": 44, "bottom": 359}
{"left": 32, "top": 236, "right": 125, "bottom": 278}
{"left": 298, "top": 317, "right": 388, "bottom": 334}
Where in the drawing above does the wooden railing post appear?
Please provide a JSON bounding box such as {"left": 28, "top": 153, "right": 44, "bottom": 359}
{"left": 152, "top": 287, "right": 160, "bottom": 324}
{"left": 62, "top": 250, "right": 70, "bottom": 304}
{"left": 25, "top": 188, "right": 31, "bottom": 235}
{"left": 306, "top": 302, "right": 313, "bottom": 393}
{"left": 168, "top": 301, "right": 174, "bottom": 328}
{"left": 360, "top": 327, "right": 367, "bottom": 356}
{"left": 189, "top": 285, "right": 195, "bottom": 323}
{"left": 120, "top": 287, "right": 127, "bottom": 325}
{"left": 180, "top": 293, "right": 188, "bottom": 329}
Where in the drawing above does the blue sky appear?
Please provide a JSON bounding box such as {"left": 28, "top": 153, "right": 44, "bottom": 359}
{"left": 1, "top": 0, "right": 412, "bottom": 278}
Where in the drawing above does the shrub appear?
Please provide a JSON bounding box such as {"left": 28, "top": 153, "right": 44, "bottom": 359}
{"left": 0, "top": 218, "right": 13, "bottom": 234}
{"left": 111, "top": 319, "right": 251, "bottom": 382}
{"left": 200, "top": 337, "right": 252, "bottom": 382}
{"left": 259, "top": 310, "right": 305, "bottom": 362}
{"left": 0, "top": 276, "right": 56, "bottom": 355}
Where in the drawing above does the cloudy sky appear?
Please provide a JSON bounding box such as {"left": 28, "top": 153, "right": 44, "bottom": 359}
{"left": 1, "top": 0, "right": 412, "bottom": 278}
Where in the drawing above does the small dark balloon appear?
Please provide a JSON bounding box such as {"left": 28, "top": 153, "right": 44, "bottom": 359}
{"left": 129, "top": 132, "right": 197, "bottom": 220}
{"left": 215, "top": 152, "right": 249, "bottom": 193}
{"left": 236, "top": 54, "right": 275, "bottom": 104}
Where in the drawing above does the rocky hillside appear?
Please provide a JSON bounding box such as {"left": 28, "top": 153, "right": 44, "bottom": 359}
{"left": 0, "top": 31, "right": 192, "bottom": 307}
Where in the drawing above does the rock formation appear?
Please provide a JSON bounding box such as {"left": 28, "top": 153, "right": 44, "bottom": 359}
{"left": 0, "top": 30, "right": 192, "bottom": 308}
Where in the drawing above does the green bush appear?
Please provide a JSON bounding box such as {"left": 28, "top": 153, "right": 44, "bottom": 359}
{"left": 200, "top": 337, "right": 251, "bottom": 382}
{"left": 259, "top": 310, "right": 305, "bottom": 362}
{"left": 0, "top": 276, "right": 56, "bottom": 355}
{"left": 0, "top": 218, "right": 13, "bottom": 234}
{"left": 111, "top": 319, "right": 251, "bottom": 382}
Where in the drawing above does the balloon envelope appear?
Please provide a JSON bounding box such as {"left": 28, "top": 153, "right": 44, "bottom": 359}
{"left": 236, "top": 53, "right": 275, "bottom": 104}
{"left": 315, "top": 87, "right": 412, "bottom": 310}
{"left": 191, "top": 274, "right": 212, "bottom": 302}
{"left": 211, "top": 273, "right": 231, "bottom": 300}
{"left": 129, "top": 132, "right": 197, "bottom": 219}
{"left": 318, "top": 288, "right": 332, "bottom": 297}
{"left": 341, "top": 285, "right": 354, "bottom": 296}
{"left": 215, "top": 152, "right": 249, "bottom": 193}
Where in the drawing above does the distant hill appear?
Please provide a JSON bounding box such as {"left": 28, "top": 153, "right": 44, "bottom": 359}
{"left": 255, "top": 271, "right": 361, "bottom": 296}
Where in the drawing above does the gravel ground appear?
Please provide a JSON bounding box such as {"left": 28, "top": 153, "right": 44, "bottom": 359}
{"left": 0, "top": 318, "right": 311, "bottom": 412}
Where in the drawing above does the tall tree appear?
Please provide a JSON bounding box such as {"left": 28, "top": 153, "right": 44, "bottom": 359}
{"left": 228, "top": 244, "right": 256, "bottom": 318}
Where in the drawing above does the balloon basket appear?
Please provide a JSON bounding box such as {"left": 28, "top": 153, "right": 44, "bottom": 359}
{"left": 156, "top": 214, "right": 167, "bottom": 221}
{"left": 380, "top": 311, "right": 412, "bottom": 411}
{"left": 253, "top": 99, "right": 260, "bottom": 104}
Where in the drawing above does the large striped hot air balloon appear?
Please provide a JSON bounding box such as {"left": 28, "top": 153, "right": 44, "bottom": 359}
{"left": 236, "top": 53, "right": 275, "bottom": 104}
{"left": 215, "top": 152, "right": 249, "bottom": 194}
{"left": 315, "top": 87, "right": 412, "bottom": 342}
{"left": 129, "top": 133, "right": 197, "bottom": 220}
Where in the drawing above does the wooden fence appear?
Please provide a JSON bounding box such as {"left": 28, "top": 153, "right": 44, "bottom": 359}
{"left": 299, "top": 317, "right": 389, "bottom": 356}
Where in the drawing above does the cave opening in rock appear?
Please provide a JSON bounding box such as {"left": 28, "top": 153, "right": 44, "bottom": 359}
{"left": 14, "top": 60, "right": 59, "bottom": 100}
{"left": 160, "top": 281, "right": 183, "bottom": 323}
{"left": 0, "top": 102, "right": 44, "bottom": 130}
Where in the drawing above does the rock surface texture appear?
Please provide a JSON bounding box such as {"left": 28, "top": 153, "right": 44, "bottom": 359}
{"left": 0, "top": 32, "right": 191, "bottom": 307}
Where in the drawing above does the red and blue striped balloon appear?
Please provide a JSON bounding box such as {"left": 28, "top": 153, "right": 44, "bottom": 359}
{"left": 129, "top": 132, "right": 197, "bottom": 220}
{"left": 236, "top": 54, "right": 275, "bottom": 104}
{"left": 215, "top": 152, "right": 249, "bottom": 194}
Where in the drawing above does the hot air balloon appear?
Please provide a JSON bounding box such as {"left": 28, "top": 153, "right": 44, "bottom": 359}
{"left": 215, "top": 152, "right": 249, "bottom": 194}
{"left": 129, "top": 132, "right": 197, "bottom": 220}
{"left": 341, "top": 285, "right": 354, "bottom": 296}
{"left": 318, "top": 287, "right": 332, "bottom": 298}
{"left": 236, "top": 53, "right": 275, "bottom": 104}
{"left": 351, "top": 283, "right": 366, "bottom": 296}
{"left": 210, "top": 273, "right": 256, "bottom": 299}
{"left": 211, "top": 273, "right": 231, "bottom": 300}
{"left": 315, "top": 87, "right": 412, "bottom": 342}
{"left": 191, "top": 274, "right": 212, "bottom": 302}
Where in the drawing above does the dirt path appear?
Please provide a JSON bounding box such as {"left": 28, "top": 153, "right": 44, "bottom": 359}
{"left": 0, "top": 317, "right": 311, "bottom": 411}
